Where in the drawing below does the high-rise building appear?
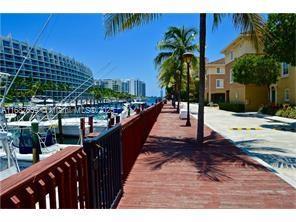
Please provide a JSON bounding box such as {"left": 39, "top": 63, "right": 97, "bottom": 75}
{"left": 126, "top": 79, "right": 146, "bottom": 97}
{"left": 95, "top": 78, "right": 146, "bottom": 97}
{"left": 96, "top": 79, "right": 122, "bottom": 92}
{"left": 141, "top": 81, "right": 146, "bottom": 97}
{"left": 112, "top": 79, "right": 122, "bottom": 92}
{"left": 121, "top": 80, "right": 130, "bottom": 94}
{"left": 0, "top": 35, "right": 93, "bottom": 101}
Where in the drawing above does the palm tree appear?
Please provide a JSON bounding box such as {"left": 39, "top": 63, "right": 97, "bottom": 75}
{"left": 154, "top": 26, "right": 198, "bottom": 112}
{"left": 104, "top": 13, "right": 265, "bottom": 143}
{"left": 157, "top": 57, "right": 179, "bottom": 91}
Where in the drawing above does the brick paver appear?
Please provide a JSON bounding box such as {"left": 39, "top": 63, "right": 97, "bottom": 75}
{"left": 118, "top": 104, "right": 296, "bottom": 208}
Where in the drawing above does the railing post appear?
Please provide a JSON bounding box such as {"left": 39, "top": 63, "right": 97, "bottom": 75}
{"left": 83, "top": 141, "right": 98, "bottom": 209}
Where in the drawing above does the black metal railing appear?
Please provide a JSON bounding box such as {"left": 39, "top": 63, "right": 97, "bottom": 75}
{"left": 83, "top": 124, "right": 122, "bottom": 209}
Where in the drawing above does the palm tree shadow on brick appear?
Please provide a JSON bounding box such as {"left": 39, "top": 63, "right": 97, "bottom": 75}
{"left": 142, "top": 130, "right": 269, "bottom": 182}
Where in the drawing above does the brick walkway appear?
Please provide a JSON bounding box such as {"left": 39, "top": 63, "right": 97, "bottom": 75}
{"left": 118, "top": 104, "right": 296, "bottom": 208}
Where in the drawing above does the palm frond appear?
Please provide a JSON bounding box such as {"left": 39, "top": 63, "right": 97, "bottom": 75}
{"left": 154, "top": 52, "right": 173, "bottom": 68}
{"left": 104, "top": 13, "right": 161, "bottom": 37}
{"left": 231, "top": 14, "right": 266, "bottom": 50}
{"left": 164, "top": 26, "right": 183, "bottom": 40}
{"left": 157, "top": 40, "right": 178, "bottom": 51}
{"left": 212, "top": 13, "right": 226, "bottom": 30}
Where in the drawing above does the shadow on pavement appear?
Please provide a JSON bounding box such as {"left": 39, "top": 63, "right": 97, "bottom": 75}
{"left": 234, "top": 140, "right": 296, "bottom": 169}
{"left": 260, "top": 123, "right": 296, "bottom": 132}
{"left": 142, "top": 130, "right": 269, "bottom": 183}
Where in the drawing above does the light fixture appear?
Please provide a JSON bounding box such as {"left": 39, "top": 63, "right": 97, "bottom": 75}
{"left": 182, "top": 52, "right": 194, "bottom": 64}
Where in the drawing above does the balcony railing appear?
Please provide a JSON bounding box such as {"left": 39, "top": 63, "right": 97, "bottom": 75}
{"left": 0, "top": 101, "right": 164, "bottom": 209}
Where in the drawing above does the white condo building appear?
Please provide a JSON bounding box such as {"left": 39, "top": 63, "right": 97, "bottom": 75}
{"left": 0, "top": 35, "right": 93, "bottom": 101}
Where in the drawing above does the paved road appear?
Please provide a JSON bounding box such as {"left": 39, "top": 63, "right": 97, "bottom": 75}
{"left": 181, "top": 102, "right": 296, "bottom": 187}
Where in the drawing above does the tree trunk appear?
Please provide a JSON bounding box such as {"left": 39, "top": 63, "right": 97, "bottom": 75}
{"left": 177, "top": 62, "right": 182, "bottom": 113}
{"left": 267, "top": 85, "right": 271, "bottom": 105}
{"left": 179, "top": 61, "right": 183, "bottom": 107}
{"left": 197, "top": 13, "right": 206, "bottom": 144}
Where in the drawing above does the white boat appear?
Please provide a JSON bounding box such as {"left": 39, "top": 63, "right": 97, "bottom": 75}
{"left": 7, "top": 117, "right": 108, "bottom": 137}
{"left": 56, "top": 117, "right": 108, "bottom": 137}
{"left": 31, "top": 96, "right": 54, "bottom": 104}
{"left": 0, "top": 143, "right": 79, "bottom": 162}
{"left": 0, "top": 122, "right": 80, "bottom": 180}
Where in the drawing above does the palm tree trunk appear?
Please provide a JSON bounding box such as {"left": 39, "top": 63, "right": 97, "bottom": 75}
{"left": 179, "top": 62, "right": 183, "bottom": 106}
{"left": 177, "top": 78, "right": 180, "bottom": 112}
{"left": 197, "top": 13, "right": 206, "bottom": 144}
{"left": 177, "top": 67, "right": 182, "bottom": 113}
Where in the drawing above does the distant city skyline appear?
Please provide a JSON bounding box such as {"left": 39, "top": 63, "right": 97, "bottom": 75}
{"left": 95, "top": 78, "right": 146, "bottom": 97}
{"left": 1, "top": 13, "right": 253, "bottom": 96}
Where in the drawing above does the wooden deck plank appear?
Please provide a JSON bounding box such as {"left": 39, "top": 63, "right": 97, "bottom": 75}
{"left": 118, "top": 104, "right": 296, "bottom": 208}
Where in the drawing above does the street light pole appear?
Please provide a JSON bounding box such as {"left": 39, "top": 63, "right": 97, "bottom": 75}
{"left": 182, "top": 52, "right": 194, "bottom": 127}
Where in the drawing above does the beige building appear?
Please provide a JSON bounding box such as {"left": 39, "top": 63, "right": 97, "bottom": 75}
{"left": 270, "top": 64, "right": 296, "bottom": 105}
{"left": 205, "top": 58, "right": 229, "bottom": 103}
{"left": 220, "top": 33, "right": 296, "bottom": 111}
{"left": 221, "top": 34, "right": 269, "bottom": 111}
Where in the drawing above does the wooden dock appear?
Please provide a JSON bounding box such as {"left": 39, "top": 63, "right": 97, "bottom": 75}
{"left": 118, "top": 104, "right": 296, "bottom": 208}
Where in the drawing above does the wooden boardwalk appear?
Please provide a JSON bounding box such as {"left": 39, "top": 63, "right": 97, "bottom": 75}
{"left": 118, "top": 104, "right": 296, "bottom": 208}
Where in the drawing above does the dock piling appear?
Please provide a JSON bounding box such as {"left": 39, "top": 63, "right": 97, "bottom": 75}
{"left": 31, "top": 120, "right": 40, "bottom": 164}
{"left": 79, "top": 117, "right": 86, "bottom": 146}
{"left": 58, "top": 113, "right": 64, "bottom": 144}
{"left": 89, "top": 116, "right": 94, "bottom": 133}
{"left": 116, "top": 115, "right": 120, "bottom": 124}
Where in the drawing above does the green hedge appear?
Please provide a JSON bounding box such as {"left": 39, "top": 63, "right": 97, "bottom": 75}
{"left": 258, "top": 104, "right": 296, "bottom": 119}
{"left": 218, "top": 103, "right": 245, "bottom": 112}
{"left": 258, "top": 104, "right": 280, "bottom": 115}
{"left": 275, "top": 106, "right": 296, "bottom": 119}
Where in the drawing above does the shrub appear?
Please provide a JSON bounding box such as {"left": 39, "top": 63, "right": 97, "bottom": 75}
{"left": 218, "top": 103, "right": 245, "bottom": 112}
{"left": 258, "top": 104, "right": 280, "bottom": 115}
{"left": 259, "top": 104, "right": 296, "bottom": 119}
{"left": 275, "top": 106, "right": 296, "bottom": 119}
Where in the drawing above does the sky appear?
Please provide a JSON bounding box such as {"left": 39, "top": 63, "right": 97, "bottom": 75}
{"left": 0, "top": 14, "right": 244, "bottom": 96}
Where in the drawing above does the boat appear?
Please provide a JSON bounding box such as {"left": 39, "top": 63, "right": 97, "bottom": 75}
{"left": 31, "top": 96, "right": 54, "bottom": 104}
{"left": 0, "top": 122, "right": 80, "bottom": 179}
{"left": 0, "top": 108, "right": 20, "bottom": 181}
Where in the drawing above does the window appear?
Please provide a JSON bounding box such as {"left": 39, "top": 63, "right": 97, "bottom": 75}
{"left": 284, "top": 88, "right": 290, "bottom": 102}
{"left": 230, "top": 69, "right": 234, "bottom": 83}
{"left": 21, "top": 45, "right": 27, "bottom": 51}
{"left": 217, "top": 68, "right": 220, "bottom": 73}
{"left": 216, "top": 79, "right": 224, "bottom": 88}
{"left": 230, "top": 51, "right": 234, "bottom": 61}
{"left": 3, "top": 41, "right": 10, "bottom": 47}
{"left": 13, "top": 43, "right": 19, "bottom": 49}
{"left": 282, "top": 63, "right": 289, "bottom": 77}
